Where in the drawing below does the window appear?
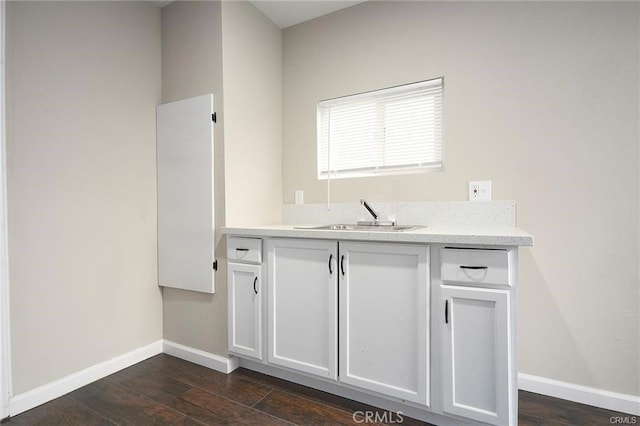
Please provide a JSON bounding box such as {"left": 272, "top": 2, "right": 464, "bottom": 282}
{"left": 317, "top": 77, "right": 443, "bottom": 179}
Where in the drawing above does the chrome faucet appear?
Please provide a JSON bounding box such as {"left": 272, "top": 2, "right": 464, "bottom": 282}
{"left": 360, "top": 199, "right": 379, "bottom": 222}
{"left": 359, "top": 199, "right": 396, "bottom": 226}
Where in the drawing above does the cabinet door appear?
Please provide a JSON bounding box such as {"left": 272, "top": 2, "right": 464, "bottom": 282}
{"left": 227, "top": 263, "right": 262, "bottom": 360}
{"left": 442, "top": 285, "right": 510, "bottom": 426}
{"left": 267, "top": 238, "right": 338, "bottom": 380}
{"left": 339, "top": 242, "right": 429, "bottom": 405}
{"left": 157, "top": 94, "right": 215, "bottom": 293}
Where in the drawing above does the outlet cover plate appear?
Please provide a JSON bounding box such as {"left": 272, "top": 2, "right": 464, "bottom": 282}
{"left": 469, "top": 180, "right": 492, "bottom": 201}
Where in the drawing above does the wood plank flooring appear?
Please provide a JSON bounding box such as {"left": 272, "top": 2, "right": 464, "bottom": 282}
{"left": 2, "top": 354, "right": 635, "bottom": 425}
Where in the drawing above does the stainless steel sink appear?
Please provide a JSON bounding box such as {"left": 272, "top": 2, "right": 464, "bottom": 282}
{"left": 297, "top": 224, "right": 423, "bottom": 232}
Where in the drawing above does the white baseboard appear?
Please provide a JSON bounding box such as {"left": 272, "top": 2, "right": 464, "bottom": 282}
{"left": 162, "top": 340, "right": 239, "bottom": 374}
{"left": 519, "top": 373, "right": 640, "bottom": 416}
{"left": 7, "top": 339, "right": 238, "bottom": 418}
{"left": 7, "top": 342, "right": 638, "bottom": 419}
{"left": 9, "top": 340, "right": 163, "bottom": 417}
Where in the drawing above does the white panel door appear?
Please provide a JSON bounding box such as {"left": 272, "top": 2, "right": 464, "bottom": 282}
{"left": 339, "top": 242, "right": 429, "bottom": 405}
{"left": 267, "top": 238, "right": 338, "bottom": 380}
{"left": 157, "top": 94, "right": 214, "bottom": 293}
{"left": 228, "top": 263, "right": 262, "bottom": 360}
{"left": 442, "top": 285, "right": 511, "bottom": 426}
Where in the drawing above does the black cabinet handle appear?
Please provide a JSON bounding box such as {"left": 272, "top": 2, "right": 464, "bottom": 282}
{"left": 340, "top": 255, "right": 345, "bottom": 276}
{"left": 328, "top": 254, "right": 333, "bottom": 274}
{"left": 253, "top": 277, "right": 258, "bottom": 294}
{"left": 445, "top": 300, "right": 449, "bottom": 324}
{"left": 460, "top": 265, "right": 488, "bottom": 270}
{"left": 236, "top": 248, "right": 249, "bottom": 252}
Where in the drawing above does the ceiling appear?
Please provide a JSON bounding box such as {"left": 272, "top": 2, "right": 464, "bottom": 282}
{"left": 249, "top": 1, "right": 366, "bottom": 29}
{"left": 153, "top": 1, "right": 366, "bottom": 29}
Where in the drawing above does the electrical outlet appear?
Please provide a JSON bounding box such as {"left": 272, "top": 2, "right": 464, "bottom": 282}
{"left": 468, "top": 180, "right": 492, "bottom": 201}
{"left": 295, "top": 190, "right": 304, "bottom": 205}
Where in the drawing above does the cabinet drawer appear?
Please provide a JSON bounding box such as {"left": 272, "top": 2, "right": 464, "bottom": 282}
{"left": 227, "top": 236, "right": 262, "bottom": 264}
{"left": 441, "top": 248, "right": 510, "bottom": 286}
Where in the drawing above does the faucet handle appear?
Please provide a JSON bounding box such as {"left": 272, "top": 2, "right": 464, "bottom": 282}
{"left": 360, "top": 198, "right": 379, "bottom": 221}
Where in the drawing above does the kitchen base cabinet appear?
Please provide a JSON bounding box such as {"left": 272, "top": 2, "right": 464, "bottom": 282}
{"left": 224, "top": 233, "right": 525, "bottom": 426}
{"left": 441, "top": 285, "right": 510, "bottom": 425}
{"left": 227, "top": 237, "right": 263, "bottom": 360}
{"left": 267, "top": 238, "right": 338, "bottom": 380}
{"left": 339, "top": 241, "right": 429, "bottom": 405}
{"left": 440, "top": 246, "right": 517, "bottom": 426}
{"left": 227, "top": 263, "right": 262, "bottom": 360}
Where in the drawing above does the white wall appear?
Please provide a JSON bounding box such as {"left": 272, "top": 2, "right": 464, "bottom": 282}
{"left": 222, "top": 1, "right": 282, "bottom": 227}
{"left": 0, "top": 0, "right": 9, "bottom": 417}
{"left": 4, "top": 0, "right": 636, "bottom": 406}
{"left": 6, "top": 1, "right": 162, "bottom": 394}
{"left": 282, "top": 2, "right": 639, "bottom": 396}
{"left": 160, "top": 0, "right": 282, "bottom": 357}
{"left": 160, "top": 0, "right": 227, "bottom": 356}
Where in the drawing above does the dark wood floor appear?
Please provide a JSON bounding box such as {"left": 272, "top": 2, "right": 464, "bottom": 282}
{"left": 2, "top": 354, "right": 634, "bottom": 425}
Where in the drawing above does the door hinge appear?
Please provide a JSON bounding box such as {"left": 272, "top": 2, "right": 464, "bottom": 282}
{"left": 213, "top": 260, "right": 218, "bottom": 271}
{"left": 212, "top": 112, "right": 217, "bottom": 123}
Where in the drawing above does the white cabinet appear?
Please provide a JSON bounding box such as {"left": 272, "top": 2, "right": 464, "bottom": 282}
{"left": 228, "top": 263, "right": 262, "bottom": 359}
{"left": 226, "top": 234, "right": 522, "bottom": 426}
{"left": 265, "top": 238, "right": 430, "bottom": 404}
{"left": 441, "top": 286, "right": 510, "bottom": 425}
{"left": 440, "top": 247, "right": 515, "bottom": 426}
{"left": 227, "top": 237, "right": 263, "bottom": 360}
{"left": 267, "top": 238, "right": 338, "bottom": 380}
{"left": 339, "top": 241, "right": 429, "bottom": 405}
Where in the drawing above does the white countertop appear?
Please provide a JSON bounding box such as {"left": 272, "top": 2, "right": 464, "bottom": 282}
{"left": 222, "top": 224, "right": 533, "bottom": 247}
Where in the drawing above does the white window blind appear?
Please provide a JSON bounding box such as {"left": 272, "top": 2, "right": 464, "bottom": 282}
{"left": 317, "top": 78, "right": 443, "bottom": 179}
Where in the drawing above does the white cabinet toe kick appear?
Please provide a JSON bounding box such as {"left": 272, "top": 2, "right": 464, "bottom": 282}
{"left": 226, "top": 233, "right": 524, "bottom": 426}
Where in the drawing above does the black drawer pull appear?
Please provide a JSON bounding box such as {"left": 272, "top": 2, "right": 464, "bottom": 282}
{"left": 235, "top": 248, "right": 249, "bottom": 252}
{"left": 460, "top": 265, "right": 488, "bottom": 270}
{"left": 445, "top": 300, "right": 449, "bottom": 324}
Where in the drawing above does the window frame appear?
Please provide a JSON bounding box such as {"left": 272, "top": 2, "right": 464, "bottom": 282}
{"left": 316, "top": 77, "right": 444, "bottom": 180}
